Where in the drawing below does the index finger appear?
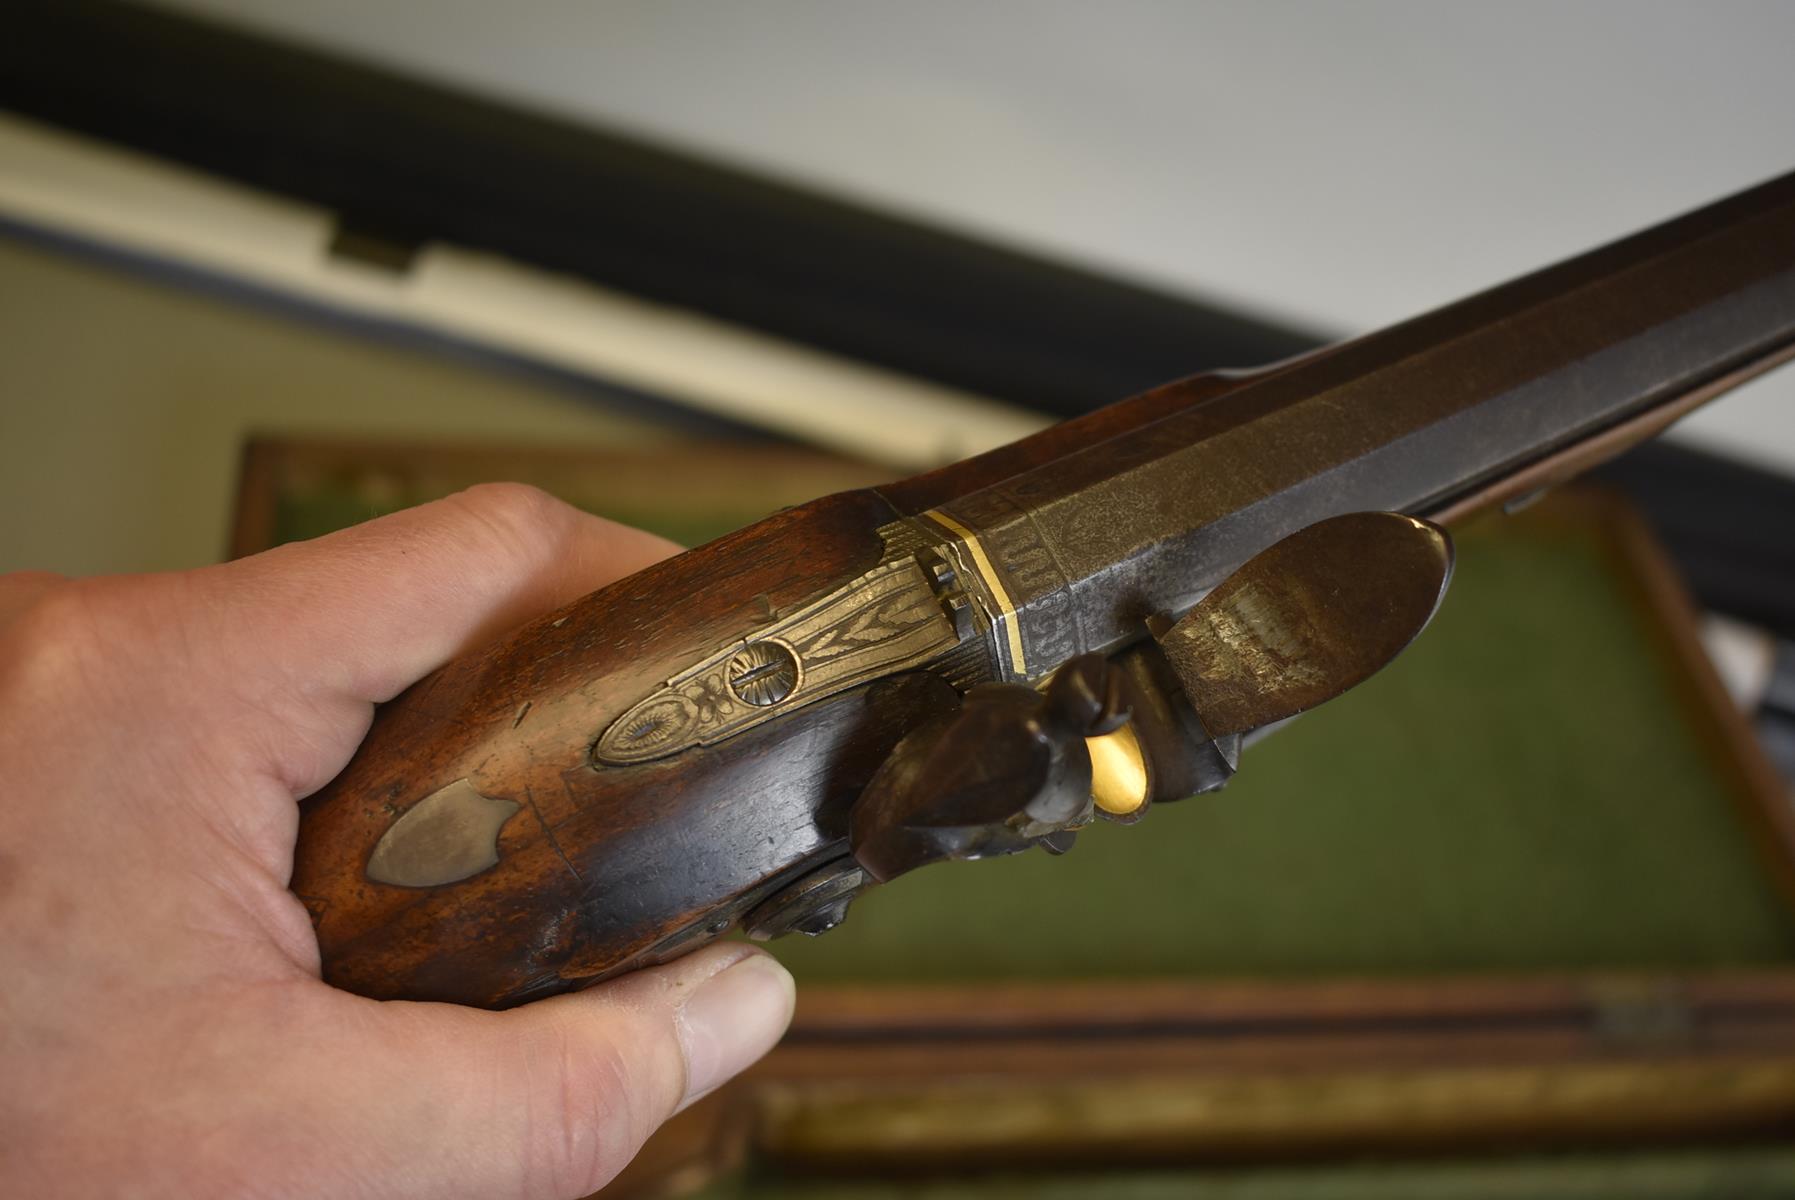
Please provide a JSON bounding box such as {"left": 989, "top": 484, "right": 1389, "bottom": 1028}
{"left": 210, "top": 483, "right": 680, "bottom": 708}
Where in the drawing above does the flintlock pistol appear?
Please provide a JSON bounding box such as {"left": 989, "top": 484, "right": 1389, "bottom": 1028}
{"left": 295, "top": 170, "right": 1795, "bottom": 1008}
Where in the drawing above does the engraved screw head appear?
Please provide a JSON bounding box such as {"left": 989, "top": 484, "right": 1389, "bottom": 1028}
{"left": 742, "top": 859, "right": 867, "bottom": 941}
{"left": 728, "top": 641, "right": 799, "bottom": 706}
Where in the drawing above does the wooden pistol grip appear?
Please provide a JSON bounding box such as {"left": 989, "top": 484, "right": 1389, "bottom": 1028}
{"left": 292, "top": 488, "right": 959, "bottom": 1008}
{"left": 294, "top": 365, "right": 1280, "bottom": 1008}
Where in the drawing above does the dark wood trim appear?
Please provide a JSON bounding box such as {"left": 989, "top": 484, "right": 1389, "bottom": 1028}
{"left": 1589, "top": 486, "right": 1795, "bottom": 908}
{"left": 607, "top": 970, "right": 1795, "bottom": 1194}
{"left": 226, "top": 439, "right": 283, "bottom": 563}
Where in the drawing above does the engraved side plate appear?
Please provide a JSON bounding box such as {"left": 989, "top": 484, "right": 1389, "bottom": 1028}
{"left": 596, "top": 557, "right": 958, "bottom": 764}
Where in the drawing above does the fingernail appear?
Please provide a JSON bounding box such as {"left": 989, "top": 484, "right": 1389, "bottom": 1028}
{"left": 677, "top": 953, "right": 795, "bottom": 1107}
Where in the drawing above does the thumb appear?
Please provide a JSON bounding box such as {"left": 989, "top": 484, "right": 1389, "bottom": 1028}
{"left": 303, "top": 944, "right": 794, "bottom": 1200}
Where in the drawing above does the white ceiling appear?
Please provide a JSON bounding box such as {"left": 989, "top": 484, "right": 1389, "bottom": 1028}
{"left": 148, "top": 0, "right": 1795, "bottom": 470}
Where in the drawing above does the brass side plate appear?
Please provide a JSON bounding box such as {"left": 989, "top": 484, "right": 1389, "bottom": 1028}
{"left": 596, "top": 557, "right": 958, "bottom": 764}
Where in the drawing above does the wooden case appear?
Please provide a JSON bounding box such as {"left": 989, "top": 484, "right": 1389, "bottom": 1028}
{"left": 233, "top": 437, "right": 1795, "bottom": 1196}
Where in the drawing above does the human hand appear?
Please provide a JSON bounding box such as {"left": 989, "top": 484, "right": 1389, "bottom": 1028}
{"left": 0, "top": 484, "right": 796, "bottom": 1198}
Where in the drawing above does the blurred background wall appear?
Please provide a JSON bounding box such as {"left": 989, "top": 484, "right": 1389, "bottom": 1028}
{"left": 4, "top": 0, "right": 1795, "bottom": 576}
{"left": 145, "top": 0, "right": 1795, "bottom": 462}
{"left": 0, "top": 235, "right": 673, "bottom": 576}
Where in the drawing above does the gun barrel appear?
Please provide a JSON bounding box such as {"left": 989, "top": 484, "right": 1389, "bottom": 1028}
{"left": 923, "top": 170, "right": 1795, "bottom": 675}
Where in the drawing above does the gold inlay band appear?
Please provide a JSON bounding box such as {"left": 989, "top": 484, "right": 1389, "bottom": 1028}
{"left": 923, "top": 509, "right": 1027, "bottom": 677}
